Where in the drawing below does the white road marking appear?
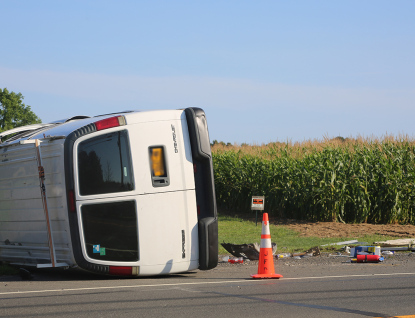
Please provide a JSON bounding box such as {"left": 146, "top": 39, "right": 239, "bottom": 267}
{"left": 0, "top": 272, "right": 414, "bottom": 296}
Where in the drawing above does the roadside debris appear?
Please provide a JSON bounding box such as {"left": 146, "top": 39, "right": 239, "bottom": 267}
{"left": 221, "top": 243, "right": 260, "bottom": 260}
{"left": 321, "top": 240, "right": 359, "bottom": 246}
{"left": 222, "top": 256, "right": 244, "bottom": 264}
{"left": 221, "top": 238, "right": 414, "bottom": 264}
{"left": 277, "top": 253, "right": 291, "bottom": 259}
{"left": 351, "top": 255, "right": 384, "bottom": 263}
{"left": 221, "top": 242, "right": 277, "bottom": 260}
{"left": 321, "top": 240, "right": 369, "bottom": 247}
{"left": 374, "top": 238, "right": 415, "bottom": 252}
{"left": 306, "top": 246, "right": 321, "bottom": 256}
{"left": 277, "top": 246, "right": 320, "bottom": 259}
{"left": 318, "top": 239, "right": 409, "bottom": 264}
{"left": 292, "top": 246, "right": 321, "bottom": 258}
{"left": 350, "top": 246, "right": 381, "bottom": 257}
{"left": 374, "top": 238, "right": 415, "bottom": 246}
{"left": 329, "top": 252, "right": 350, "bottom": 257}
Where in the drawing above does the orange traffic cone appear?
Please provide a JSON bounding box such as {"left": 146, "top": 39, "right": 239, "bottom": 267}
{"left": 251, "top": 213, "right": 283, "bottom": 279}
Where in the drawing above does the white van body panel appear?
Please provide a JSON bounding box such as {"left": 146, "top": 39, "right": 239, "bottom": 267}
{"left": 0, "top": 140, "right": 74, "bottom": 266}
{"left": 76, "top": 190, "right": 199, "bottom": 275}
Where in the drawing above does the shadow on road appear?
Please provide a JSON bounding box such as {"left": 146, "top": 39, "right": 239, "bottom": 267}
{"left": 0, "top": 267, "right": 199, "bottom": 282}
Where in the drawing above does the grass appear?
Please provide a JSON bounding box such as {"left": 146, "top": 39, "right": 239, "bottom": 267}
{"left": 218, "top": 214, "right": 400, "bottom": 255}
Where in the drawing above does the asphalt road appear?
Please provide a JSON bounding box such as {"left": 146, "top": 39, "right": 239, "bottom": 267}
{"left": 1, "top": 254, "right": 415, "bottom": 318}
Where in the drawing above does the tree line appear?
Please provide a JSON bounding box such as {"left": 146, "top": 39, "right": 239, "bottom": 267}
{"left": 0, "top": 88, "right": 41, "bottom": 133}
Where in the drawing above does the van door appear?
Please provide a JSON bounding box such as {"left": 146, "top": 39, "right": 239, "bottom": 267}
{"left": 127, "top": 116, "right": 198, "bottom": 274}
{"left": 73, "top": 127, "right": 139, "bottom": 266}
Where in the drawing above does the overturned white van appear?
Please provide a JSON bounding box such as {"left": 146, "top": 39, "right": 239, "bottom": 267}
{"left": 0, "top": 108, "right": 218, "bottom": 276}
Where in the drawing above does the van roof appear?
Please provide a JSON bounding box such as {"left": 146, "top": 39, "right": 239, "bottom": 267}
{"left": 0, "top": 109, "right": 184, "bottom": 146}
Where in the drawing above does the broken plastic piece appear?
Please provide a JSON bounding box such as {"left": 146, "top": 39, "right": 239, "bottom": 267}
{"left": 221, "top": 243, "right": 260, "bottom": 260}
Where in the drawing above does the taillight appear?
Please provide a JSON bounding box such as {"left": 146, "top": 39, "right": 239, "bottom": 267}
{"left": 94, "top": 116, "right": 126, "bottom": 131}
{"left": 68, "top": 190, "right": 76, "bottom": 213}
{"left": 109, "top": 266, "right": 139, "bottom": 276}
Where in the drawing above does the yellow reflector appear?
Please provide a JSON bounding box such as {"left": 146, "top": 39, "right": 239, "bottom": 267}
{"left": 150, "top": 147, "right": 166, "bottom": 177}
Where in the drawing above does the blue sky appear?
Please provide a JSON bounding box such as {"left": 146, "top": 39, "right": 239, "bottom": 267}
{"left": 1, "top": 1, "right": 414, "bottom": 144}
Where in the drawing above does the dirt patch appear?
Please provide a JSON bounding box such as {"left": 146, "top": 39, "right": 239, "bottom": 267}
{"left": 276, "top": 220, "right": 415, "bottom": 238}
{"left": 219, "top": 208, "right": 415, "bottom": 239}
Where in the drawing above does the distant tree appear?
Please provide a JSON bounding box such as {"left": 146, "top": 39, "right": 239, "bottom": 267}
{"left": 0, "top": 88, "right": 41, "bottom": 133}
{"left": 332, "top": 136, "right": 346, "bottom": 142}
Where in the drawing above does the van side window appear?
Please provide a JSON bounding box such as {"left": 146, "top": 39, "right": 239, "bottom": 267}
{"left": 78, "top": 130, "right": 134, "bottom": 195}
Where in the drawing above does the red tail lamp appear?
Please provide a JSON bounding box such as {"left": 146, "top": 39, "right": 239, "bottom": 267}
{"left": 95, "top": 116, "right": 126, "bottom": 131}
{"left": 109, "top": 266, "right": 139, "bottom": 276}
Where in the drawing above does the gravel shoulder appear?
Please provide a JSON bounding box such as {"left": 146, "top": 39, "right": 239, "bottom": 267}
{"left": 218, "top": 252, "right": 415, "bottom": 274}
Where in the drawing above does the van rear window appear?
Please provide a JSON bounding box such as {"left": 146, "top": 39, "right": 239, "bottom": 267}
{"left": 78, "top": 130, "right": 134, "bottom": 195}
{"left": 81, "top": 200, "right": 138, "bottom": 262}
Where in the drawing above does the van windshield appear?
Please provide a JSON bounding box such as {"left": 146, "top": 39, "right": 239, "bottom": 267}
{"left": 78, "top": 130, "right": 134, "bottom": 195}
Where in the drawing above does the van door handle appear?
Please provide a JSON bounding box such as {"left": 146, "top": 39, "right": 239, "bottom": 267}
{"left": 152, "top": 177, "right": 169, "bottom": 187}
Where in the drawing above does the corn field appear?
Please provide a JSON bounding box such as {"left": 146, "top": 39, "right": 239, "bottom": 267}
{"left": 212, "top": 137, "right": 415, "bottom": 224}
